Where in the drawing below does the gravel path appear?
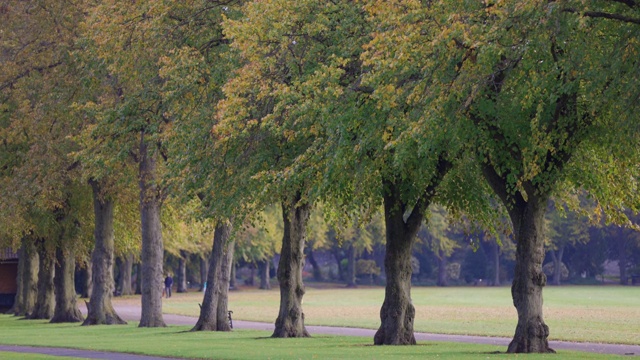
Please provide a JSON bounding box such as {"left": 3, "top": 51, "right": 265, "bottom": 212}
{"left": 2, "top": 303, "right": 638, "bottom": 359}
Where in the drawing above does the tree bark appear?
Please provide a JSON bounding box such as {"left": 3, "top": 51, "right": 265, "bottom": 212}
{"left": 259, "top": 259, "right": 271, "bottom": 290}
{"left": 272, "top": 195, "right": 310, "bottom": 338}
{"left": 119, "top": 253, "right": 134, "bottom": 296}
{"left": 29, "top": 243, "right": 55, "bottom": 320}
{"left": 12, "top": 240, "right": 39, "bottom": 317}
{"left": 506, "top": 194, "right": 554, "bottom": 353}
{"left": 199, "top": 256, "right": 208, "bottom": 291}
{"left": 305, "top": 248, "right": 323, "bottom": 282}
{"left": 51, "top": 247, "right": 83, "bottom": 323}
{"left": 192, "top": 221, "right": 234, "bottom": 331}
{"left": 177, "top": 250, "right": 188, "bottom": 293}
{"left": 138, "top": 133, "right": 166, "bottom": 328}
{"left": 374, "top": 179, "right": 424, "bottom": 346}
{"left": 346, "top": 244, "right": 357, "bottom": 288}
{"left": 83, "top": 180, "right": 126, "bottom": 326}
{"left": 436, "top": 249, "right": 448, "bottom": 287}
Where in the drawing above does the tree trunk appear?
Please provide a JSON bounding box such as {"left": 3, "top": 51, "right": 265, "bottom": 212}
{"left": 51, "top": 247, "right": 83, "bottom": 323}
{"left": 216, "top": 239, "right": 235, "bottom": 329}
{"left": 259, "top": 259, "right": 271, "bottom": 290}
{"left": 192, "top": 221, "right": 234, "bottom": 331}
{"left": 81, "top": 262, "right": 93, "bottom": 299}
{"left": 119, "top": 253, "right": 133, "bottom": 296}
{"left": 12, "top": 240, "right": 39, "bottom": 317}
{"left": 346, "top": 244, "right": 357, "bottom": 288}
{"left": 506, "top": 194, "right": 554, "bottom": 353}
{"left": 374, "top": 180, "right": 423, "bottom": 346}
{"left": 272, "top": 195, "right": 310, "bottom": 338}
{"left": 618, "top": 237, "right": 628, "bottom": 285}
{"left": 493, "top": 241, "right": 501, "bottom": 286}
{"left": 134, "top": 263, "right": 142, "bottom": 295}
{"left": 229, "top": 260, "right": 236, "bottom": 290}
{"left": 550, "top": 246, "right": 564, "bottom": 286}
{"left": 436, "top": 249, "right": 448, "bottom": 287}
{"left": 177, "top": 250, "right": 188, "bottom": 293}
{"left": 305, "top": 248, "right": 323, "bottom": 282}
{"left": 83, "top": 180, "right": 126, "bottom": 326}
{"left": 29, "top": 244, "right": 55, "bottom": 320}
{"left": 199, "top": 256, "right": 208, "bottom": 291}
{"left": 332, "top": 246, "right": 345, "bottom": 282}
{"left": 138, "top": 133, "right": 166, "bottom": 328}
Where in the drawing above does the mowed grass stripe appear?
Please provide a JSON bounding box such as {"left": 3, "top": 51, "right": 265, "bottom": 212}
{"left": 154, "top": 285, "right": 640, "bottom": 344}
{"left": 0, "top": 316, "right": 631, "bottom": 360}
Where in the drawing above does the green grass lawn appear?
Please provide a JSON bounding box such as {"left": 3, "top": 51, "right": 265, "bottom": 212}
{"left": 154, "top": 285, "right": 640, "bottom": 344}
{"left": 0, "top": 315, "right": 630, "bottom": 360}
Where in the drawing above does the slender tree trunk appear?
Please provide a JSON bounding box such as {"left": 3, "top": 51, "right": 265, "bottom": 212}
{"left": 114, "top": 257, "right": 123, "bottom": 296}
{"left": 259, "top": 259, "right": 271, "bottom": 290}
{"left": 199, "top": 256, "right": 208, "bottom": 291}
{"left": 493, "top": 241, "right": 501, "bottom": 286}
{"left": 436, "top": 250, "right": 448, "bottom": 287}
{"left": 83, "top": 180, "right": 126, "bottom": 326}
{"left": 305, "top": 248, "right": 323, "bottom": 282}
{"left": 51, "top": 247, "right": 83, "bottom": 323}
{"left": 618, "top": 237, "right": 628, "bottom": 285}
{"left": 192, "top": 221, "right": 234, "bottom": 331}
{"left": 229, "top": 260, "right": 236, "bottom": 290}
{"left": 506, "top": 194, "right": 554, "bottom": 353}
{"left": 272, "top": 195, "right": 310, "bottom": 338}
{"left": 374, "top": 180, "right": 424, "bottom": 345}
{"left": 177, "top": 250, "right": 188, "bottom": 293}
{"left": 29, "top": 243, "right": 55, "bottom": 320}
{"left": 134, "top": 263, "right": 142, "bottom": 295}
{"left": 550, "top": 246, "right": 564, "bottom": 286}
{"left": 216, "top": 239, "right": 235, "bottom": 329}
{"left": 346, "top": 244, "right": 357, "bottom": 288}
{"left": 13, "top": 240, "right": 39, "bottom": 317}
{"left": 138, "top": 133, "right": 166, "bottom": 328}
{"left": 81, "top": 262, "right": 93, "bottom": 299}
{"left": 332, "top": 247, "right": 345, "bottom": 282}
{"left": 119, "top": 254, "right": 133, "bottom": 296}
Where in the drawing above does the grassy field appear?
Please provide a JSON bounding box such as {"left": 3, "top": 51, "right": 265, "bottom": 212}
{"left": 150, "top": 285, "right": 640, "bottom": 345}
{"left": 0, "top": 315, "right": 631, "bottom": 360}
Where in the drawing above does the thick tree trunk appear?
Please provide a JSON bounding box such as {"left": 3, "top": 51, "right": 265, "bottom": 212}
{"left": 192, "top": 221, "right": 234, "bottom": 331}
{"left": 199, "top": 256, "right": 208, "bottom": 291}
{"left": 346, "top": 244, "right": 357, "bottom": 288}
{"left": 305, "top": 248, "right": 323, "bottom": 282}
{"left": 29, "top": 244, "right": 55, "bottom": 320}
{"left": 83, "top": 180, "right": 126, "bottom": 326}
{"left": 436, "top": 250, "right": 448, "bottom": 287}
{"left": 177, "top": 251, "right": 188, "bottom": 293}
{"left": 51, "top": 247, "right": 83, "bottom": 323}
{"left": 374, "top": 180, "right": 423, "bottom": 346}
{"left": 506, "top": 194, "right": 554, "bottom": 353}
{"left": 493, "top": 241, "right": 501, "bottom": 286}
{"left": 138, "top": 134, "right": 166, "bottom": 328}
{"left": 272, "top": 196, "right": 310, "bottom": 338}
{"left": 259, "top": 259, "right": 271, "bottom": 290}
{"left": 12, "top": 240, "right": 39, "bottom": 317}
{"left": 119, "top": 254, "right": 134, "bottom": 296}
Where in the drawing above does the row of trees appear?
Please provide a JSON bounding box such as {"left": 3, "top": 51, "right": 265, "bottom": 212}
{"left": 1, "top": 0, "right": 639, "bottom": 354}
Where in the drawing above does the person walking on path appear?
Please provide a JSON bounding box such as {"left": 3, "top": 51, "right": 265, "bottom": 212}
{"left": 164, "top": 274, "right": 173, "bottom": 298}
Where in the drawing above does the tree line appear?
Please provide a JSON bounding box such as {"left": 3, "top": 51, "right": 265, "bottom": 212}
{"left": 1, "top": 0, "right": 639, "bottom": 354}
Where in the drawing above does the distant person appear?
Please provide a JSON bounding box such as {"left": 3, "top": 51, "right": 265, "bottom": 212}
{"left": 164, "top": 274, "right": 173, "bottom": 298}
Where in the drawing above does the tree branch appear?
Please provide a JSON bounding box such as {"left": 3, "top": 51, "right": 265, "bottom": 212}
{"left": 563, "top": 8, "right": 640, "bottom": 25}
{"left": 0, "top": 61, "right": 63, "bottom": 91}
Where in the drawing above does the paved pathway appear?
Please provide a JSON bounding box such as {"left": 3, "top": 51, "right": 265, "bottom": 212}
{"left": 2, "top": 303, "right": 638, "bottom": 359}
